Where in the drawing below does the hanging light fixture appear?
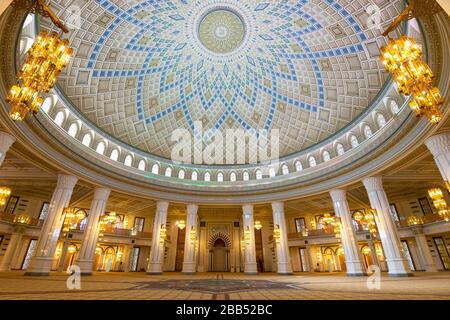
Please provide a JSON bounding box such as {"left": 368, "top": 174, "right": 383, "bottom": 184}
{"left": 254, "top": 220, "right": 262, "bottom": 230}
{"left": 176, "top": 220, "right": 186, "bottom": 230}
{"left": 380, "top": 0, "right": 445, "bottom": 124}
{"left": 363, "top": 210, "right": 378, "bottom": 237}
{"left": 353, "top": 211, "right": 364, "bottom": 222}
{"left": 7, "top": 1, "right": 72, "bottom": 121}
{"left": 322, "top": 213, "right": 335, "bottom": 225}
{"left": 0, "top": 186, "right": 12, "bottom": 206}
{"left": 428, "top": 187, "right": 450, "bottom": 221}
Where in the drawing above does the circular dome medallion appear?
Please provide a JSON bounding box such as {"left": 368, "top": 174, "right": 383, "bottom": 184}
{"left": 198, "top": 9, "right": 245, "bottom": 54}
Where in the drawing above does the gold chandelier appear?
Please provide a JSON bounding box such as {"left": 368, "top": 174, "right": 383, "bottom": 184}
{"left": 380, "top": 0, "right": 445, "bottom": 124}
{"left": 0, "top": 186, "right": 12, "bottom": 206}
{"left": 7, "top": 0, "right": 72, "bottom": 121}
{"left": 428, "top": 187, "right": 450, "bottom": 221}
{"left": 254, "top": 220, "right": 262, "bottom": 230}
{"left": 176, "top": 220, "right": 186, "bottom": 230}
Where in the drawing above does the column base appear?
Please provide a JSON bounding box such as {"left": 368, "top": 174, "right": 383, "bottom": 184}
{"left": 24, "top": 271, "right": 50, "bottom": 277}
{"left": 277, "top": 272, "right": 293, "bottom": 275}
{"left": 76, "top": 259, "right": 94, "bottom": 275}
{"left": 388, "top": 272, "right": 414, "bottom": 277}
{"left": 24, "top": 256, "right": 54, "bottom": 276}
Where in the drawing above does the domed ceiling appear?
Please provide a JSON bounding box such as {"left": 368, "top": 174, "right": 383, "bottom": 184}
{"left": 45, "top": 0, "right": 404, "bottom": 160}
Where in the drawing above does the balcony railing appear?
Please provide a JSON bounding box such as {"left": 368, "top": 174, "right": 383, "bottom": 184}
{"left": 0, "top": 212, "right": 43, "bottom": 227}
{"left": 288, "top": 225, "right": 369, "bottom": 240}
{"left": 398, "top": 214, "right": 446, "bottom": 228}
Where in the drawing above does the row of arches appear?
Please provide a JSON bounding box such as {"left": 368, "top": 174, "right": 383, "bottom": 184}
{"left": 45, "top": 94, "right": 402, "bottom": 183}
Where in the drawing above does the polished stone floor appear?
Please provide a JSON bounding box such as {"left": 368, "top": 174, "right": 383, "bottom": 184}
{"left": 0, "top": 271, "right": 449, "bottom": 300}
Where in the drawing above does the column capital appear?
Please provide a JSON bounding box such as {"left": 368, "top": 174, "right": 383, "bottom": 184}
{"left": 242, "top": 204, "right": 254, "bottom": 215}
{"left": 362, "top": 176, "right": 384, "bottom": 192}
{"left": 187, "top": 204, "right": 199, "bottom": 214}
{"left": 92, "top": 187, "right": 111, "bottom": 201}
{"left": 56, "top": 174, "right": 78, "bottom": 190}
{"left": 0, "top": 131, "right": 15, "bottom": 152}
{"left": 329, "top": 189, "right": 347, "bottom": 202}
{"left": 271, "top": 201, "right": 284, "bottom": 213}
{"left": 156, "top": 200, "right": 169, "bottom": 212}
{"left": 425, "top": 133, "right": 450, "bottom": 157}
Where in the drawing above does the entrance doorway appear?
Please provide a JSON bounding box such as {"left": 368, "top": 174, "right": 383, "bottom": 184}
{"left": 212, "top": 239, "right": 228, "bottom": 272}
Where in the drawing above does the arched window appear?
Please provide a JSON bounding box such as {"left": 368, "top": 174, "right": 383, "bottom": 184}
{"left": 54, "top": 111, "right": 65, "bottom": 126}
{"left": 42, "top": 97, "right": 53, "bottom": 113}
{"left": 308, "top": 156, "right": 317, "bottom": 168}
{"left": 82, "top": 133, "right": 92, "bottom": 147}
{"left": 295, "top": 160, "right": 303, "bottom": 172}
{"left": 323, "top": 150, "right": 331, "bottom": 162}
{"left": 336, "top": 143, "right": 345, "bottom": 156}
{"left": 204, "top": 172, "right": 211, "bottom": 182}
{"left": 363, "top": 125, "right": 373, "bottom": 139}
{"left": 151, "top": 163, "right": 159, "bottom": 174}
{"left": 67, "top": 123, "right": 78, "bottom": 137}
{"left": 282, "top": 164, "right": 289, "bottom": 175}
{"left": 217, "top": 172, "right": 224, "bottom": 182}
{"left": 230, "top": 172, "right": 237, "bottom": 182}
{"left": 124, "top": 155, "right": 133, "bottom": 167}
{"left": 243, "top": 171, "right": 249, "bottom": 181}
{"left": 377, "top": 113, "right": 387, "bottom": 128}
{"left": 269, "top": 167, "right": 276, "bottom": 178}
{"left": 178, "top": 169, "right": 185, "bottom": 179}
{"left": 96, "top": 141, "right": 106, "bottom": 155}
{"left": 110, "top": 149, "right": 119, "bottom": 161}
{"left": 138, "top": 160, "right": 146, "bottom": 171}
{"left": 165, "top": 167, "right": 172, "bottom": 177}
{"left": 191, "top": 171, "right": 198, "bottom": 181}
{"left": 350, "top": 135, "right": 359, "bottom": 148}
{"left": 390, "top": 100, "right": 400, "bottom": 114}
{"left": 256, "top": 169, "right": 263, "bottom": 180}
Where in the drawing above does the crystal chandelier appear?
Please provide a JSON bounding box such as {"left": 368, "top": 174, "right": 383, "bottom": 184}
{"left": 176, "top": 220, "right": 186, "bottom": 230}
{"left": 380, "top": 36, "right": 443, "bottom": 124}
{"left": 322, "top": 213, "right": 334, "bottom": 225}
{"left": 0, "top": 186, "right": 12, "bottom": 206}
{"left": 363, "top": 210, "right": 378, "bottom": 237}
{"left": 7, "top": 0, "right": 72, "bottom": 121}
{"left": 7, "top": 31, "right": 72, "bottom": 121}
{"left": 380, "top": 0, "right": 445, "bottom": 125}
{"left": 189, "top": 226, "right": 197, "bottom": 244}
{"left": 428, "top": 188, "right": 450, "bottom": 221}
{"left": 254, "top": 220, "right": 262, "bottom": 230}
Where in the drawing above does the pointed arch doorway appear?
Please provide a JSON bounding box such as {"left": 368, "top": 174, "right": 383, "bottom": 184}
{"left": 208, "top": 232, "right": 232, "bottom": 272}
{"left": 212, "top": 239, "right": 227, "bottom": 272}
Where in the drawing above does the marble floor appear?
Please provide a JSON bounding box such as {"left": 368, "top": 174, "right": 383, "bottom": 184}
{"left": 0, "top": 271, "right": 449, "bottom": 300}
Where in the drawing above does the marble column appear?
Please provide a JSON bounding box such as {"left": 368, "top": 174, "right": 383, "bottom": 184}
{"left": 367, "top": 239, "right": 379, "bottom": 267}
{"left": 411, "top": 226, "right": 437, "bottom": 272}
{"left": 271, "top": 202, "right": 293, "bottom": 275}
{"left": 182, "top": 204, "right": 198, "bottom": 274}
{"left": 425, "top": 133, "right": 450, "bottom": 191}
{"left": 0, "top": 226, "right": 25, "bottom": 271}
{"left": 362, "top": 176, "right": 411, "bottom": 276}
{"left": 147, "top": 201, "right": 169, "bottom": 274}
{"left": 242, "top": 204, "right": 258, "bottom": 274}
{"left": 0, "top": 131, "right": 16, "bottom": 167}
{"left": 330, "top": 189, "right": 366, "bottom": 276}
{"left": 76, "top": 188, "right": 111, "bottom": 275}
{"left": 25, "top": 174, "right": 78, "bottom": 276}
{"left": 232, "top": 222, "right": 241, "bottom": 272}
{"left": 57, "top": 240, "right": 71, "bottom": 272}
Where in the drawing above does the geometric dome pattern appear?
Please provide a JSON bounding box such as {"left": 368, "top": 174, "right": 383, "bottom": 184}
{"left": 48, "top": 0, "right": 403, "bottom": 160}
